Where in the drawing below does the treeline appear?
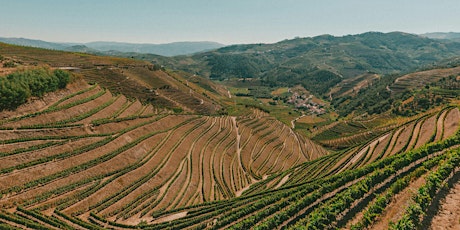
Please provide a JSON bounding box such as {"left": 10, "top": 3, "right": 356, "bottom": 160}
{"left": 208, "top": 54, "right": 270, "bottom": 80}
{"left": 0, "top": 68, "right": 70, "bottom": 111}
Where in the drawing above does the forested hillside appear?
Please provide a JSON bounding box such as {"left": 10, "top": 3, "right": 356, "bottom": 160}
{"left": 152, "top": 32, "right": 460, "bottom": 97}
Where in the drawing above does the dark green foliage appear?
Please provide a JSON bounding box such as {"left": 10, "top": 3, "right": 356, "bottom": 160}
{"left": 54, "top": 210, "right": 103, "bottom": 230}
{"left": 2, "top": 61, "right": 15, "bottom": 67}
{"left": 0, "top": 68, "right": 71, "bottom": 111}
{"left": 0, "top": 211, "right": 50, "bottom": 230}
{"left": 154, "top": 32, "right": 460, "bottom": 95}
{"left": 16, "top": 207, "right": 74, "bottom": 230}
{"left": 351, "top": 156, "right": 441, "bottom": 230}
{"left": 332, "top": 74, "right": 397, "bottom": 116}
{"left": 332, "top": 71, "right": 457, "bottom": 116}
{"left": 208, "top": 54, "right": 270, "bottom": 80}
{"left": 264, "top": 68, "right": 342, "bottom": 96}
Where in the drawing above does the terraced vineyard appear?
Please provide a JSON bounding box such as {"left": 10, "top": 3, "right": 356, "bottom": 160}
{"left": 1, "top": 42, "right": 460, "bottom": 230}
{"left": 1, "top": 81, "right": 459, "bottom": 230}
{"left": 391, "top": 66, "right": 460, "bottom": 94}
{"left": 0, "top": 81, "right": 330, "bottom": 228}
{"left": 0, "top": 42, "right": 226, "bottom": 115}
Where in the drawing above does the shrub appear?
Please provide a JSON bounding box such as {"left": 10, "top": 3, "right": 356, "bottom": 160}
{"left": 3, "top": 61, "right": 15, "bottom": 67}
{"left": 0, "top": 68, "right": 71, "bottom": 110}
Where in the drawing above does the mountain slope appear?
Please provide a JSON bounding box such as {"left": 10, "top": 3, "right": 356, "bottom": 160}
{"left": 0, "top": 72, "right": 329, "bottom": 226}
{"left": 85, "top": 41, "right": 225, "bottom": 56}
{"left": 0, "top": 80, "right": 458, "bottom": 228}
{"left": 0, "top": 37, "right": 68, "bottom": 50}
{"left": 0, "top": 42, "right": 226, "bottom": 115}
{"left": 152, "top": 32, "right": 460, "bottom": 97}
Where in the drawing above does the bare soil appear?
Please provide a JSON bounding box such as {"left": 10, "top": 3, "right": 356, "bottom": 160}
{"left": 428, "top": 172, "right": 460, "bottom": 230}
{"left": 370, "top": 133, "right": 392, "bottom": 158}
{"left": 383, "top": 128, "right": 403, "bottom": 157}
{"left": 79, "top": 95, "right": 128, "bottom": 123}
{"left": 118, "top": 100, "right": 142, "bottom": 118}
{"left": 415, "top": 115, "right": 437, "bottom": 149}
{"left": 390, "top": 123, "right": 415, "bottom": 155}
{"left": 435, "top": 110, "right": 449, "bottom": 141}
{"left": 63, "top": 117, "right": 197, "bottom": 214}
{"left": 151, "top": 211, "right": 187, "bottom": 224}
{"left": 0, "top": 137, "right": 105, "bottom": 170}
{"left": 6, "top": 90, "right": 113, "bottom": 128}
{"left": 0, "top": 140, "right": 53, "bottom": 153}
{"left": 56, "top": 85, "right": 101, "bottom": 108}
{"left": 370, "top": 174, "right": 427, "bottom": 230}
{"left": 406, "top": 120, "right": 422, "bottom": 151}
{"left": 443, "top": 108, "right": 460, "bottom": 139}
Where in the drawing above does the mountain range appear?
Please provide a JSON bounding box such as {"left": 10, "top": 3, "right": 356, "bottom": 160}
{"left": 421, "top": 32, "right": 460, "bottom": 41}
{"left": 147, "top": 32, "right": 460, "bottom": 97}
{"left": 3, "top": 32, "right": 460, "bottom": 99}
{"left": 0, "top": 37, "right": 224, "bottom": 56}
{"left": 1, "top": 30, "right": 460, "bottom": 229}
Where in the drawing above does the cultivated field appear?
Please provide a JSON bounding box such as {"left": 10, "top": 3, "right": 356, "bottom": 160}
{"left": 0, "top": 80, "right": 459, "bottom": 229}
{"left": 1, "top": 42, "right": 460, "bottom": 229}
{"left": 0, "top": 81, "right": 328, "bottom": 228}
{"left": 391, "top": 66, "right": 460, "bottom": 93}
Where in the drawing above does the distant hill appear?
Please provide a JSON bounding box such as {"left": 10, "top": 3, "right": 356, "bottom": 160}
{"left": 151, "top": 32, "right": 460, "bottom": 96}
{"left": 0, "top": 37, "right": 68, "bottom": 50}
{"left": 2, "top": 33, "right": 460, "bottom": 230}
{"left": 421, "top": 32, "right": 460, "bottom": 41}
{"left": 84, "top": 41, "right": 225, "bottom": 56}
{"left": 0, "top": 37, "right": 225, "bottom": 56}
{"left": 62, "top": 44, "right": 101, "bottom": 53}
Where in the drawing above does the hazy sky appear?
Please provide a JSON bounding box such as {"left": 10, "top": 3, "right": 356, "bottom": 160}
{"left": 1, "top": 0, "right": 459, "bottom": 45}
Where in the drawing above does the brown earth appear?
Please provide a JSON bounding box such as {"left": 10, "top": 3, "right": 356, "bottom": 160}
{"left": 370, "top": 173, "right": 428, "bottom": 230}
{"left": 435, "top": 110, "right": 449, "bottom": 141}
{"left": 390, "top": 123, "right": 415, "bottom": 155}
{"left": 428, "top": 172, "right": 460, "bottom": 230}
{"left": 443, "top": 108, "right": 460, "bottom": 139}
{"left": 415, "top": 115, "right": 437, "bottom": 149}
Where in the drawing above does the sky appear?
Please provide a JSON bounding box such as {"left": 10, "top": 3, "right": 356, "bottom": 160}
{"left": 1, "top": 0, "right": 459, "bottom": 45}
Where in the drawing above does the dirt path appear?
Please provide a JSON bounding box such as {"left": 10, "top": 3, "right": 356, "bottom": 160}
{"left": 151, "top": 211, "right": 188, "bottom": 224}
{"left": 231, "top": 117, "right": 241, "bottom": 165}
{"left": 231, "top": 116, "right": 257, "bottom": 197}
{"left": 406, "top": 119, "right": 422, "bottom": 151}
{"left": 435, "top": 110, "right": 448, "bottom": 141}
{"left": 391, "top": 123, "right": 415, "bottom": 155}
{"left": 369, "top": 174, "right": 427, "bottom": 230}
{"left": 428, "top": 171, "right": 460, "bottom": 230}
{"left": 290, "top": 114, "right": 306, "bottom": 129}
{"left": 235, "top": 183, "right": 251, "bottom": 197}
{"left": 415, "top": 115, "right": 436, "bottom": 149}
{"left": 338, "top": 145, "right": 369, "bottom": 173}
{"left": 274, "top": 174, "right": 290, "bottom": 189}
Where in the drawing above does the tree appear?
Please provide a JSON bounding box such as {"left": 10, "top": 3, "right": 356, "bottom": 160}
{"left": 3, "top": 61, "right": 16, "bottom": 68}
{"left": 0, "top": 68, "right": 71, "bottom": 111}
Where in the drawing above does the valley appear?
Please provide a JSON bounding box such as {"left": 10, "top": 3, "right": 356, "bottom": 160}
{"left": 1, "top": 32, "right": 460, "bottom": 229}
